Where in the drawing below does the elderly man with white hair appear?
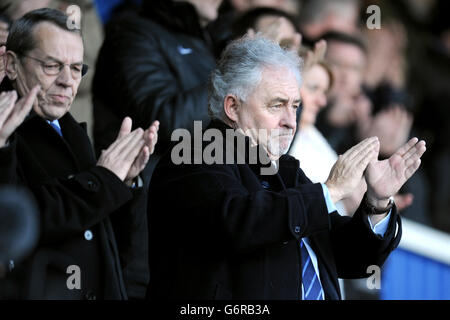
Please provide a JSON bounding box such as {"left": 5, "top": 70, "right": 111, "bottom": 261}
{"left": 147, "top": 36, "right": 426, "bottom": 300}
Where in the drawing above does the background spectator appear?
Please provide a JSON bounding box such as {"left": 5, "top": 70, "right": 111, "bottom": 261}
{"left": 315, "top": 31, "right": 369, "bottom": 154}
{"left": 208, "top": 0, "right": 301, "bottom": 57}
{"left": 92, "top": 0, "right": 221, "bottom": 184}
{"left": 298, "top": 0, "right": 360, "bottom": 44}
{"left": 232, "top": 7, "right": 301, "bottom": 51}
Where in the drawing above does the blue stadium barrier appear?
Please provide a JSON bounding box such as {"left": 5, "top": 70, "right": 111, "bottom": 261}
{"left": 93, "top": 0, "right": 123, "bottom": 24}
{"left": 381, "top": 219, "right": 450, "bottom": 300}
{"left": 94, "top": 0, "right": 142, "bottom": 24}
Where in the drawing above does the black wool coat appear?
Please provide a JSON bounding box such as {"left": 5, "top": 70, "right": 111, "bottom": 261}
{"left": 0, "top": 112, "right": 148, "bottom": 299}
{"left": 147, "top": 120, "right": 402, "bottom": 300}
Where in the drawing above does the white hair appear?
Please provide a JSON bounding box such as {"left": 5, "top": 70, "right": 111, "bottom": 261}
{"left": 208, "top": 35, "right": 303, "bottom": 121}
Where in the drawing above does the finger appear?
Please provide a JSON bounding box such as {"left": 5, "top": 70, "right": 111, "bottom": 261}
{"left": 130, "top": 146, "right": 147, "bottom": 174}
{"left": 0, "top": 92, "right": 17, "bottom": 126}
{"left": 12, "top": 86, "right": 37, "bottom": 119}
{"left": 395, "top": 137, "right": 419, "bottom": 157}
{"left": 341, "top": 138, "right": 369, "bottom": 160}
{"left": 404, "top": 142, "right": 426, "bottom": 167}
{"left": 119, "top": 128, "right": 144, "bottom": 156}
{"left": 118, "top": 128, "right": 146, "bottom": 160}
{"left": 355, "top": 143, "right": 379, "bottom": 172}
{"left": 147, "top": 132, "right": 157, "bottom": 154}
{"left": 345, "top": 137, "right": 379, "bottom": 162}
{"left": 123, "top": 134, "right": 146, "bottom": 164}
{"left": 137, "top": 146, "right": 150, "bottom": 172}
{"left": 6, "top": 86, "right": 38, "bottom": 130}
{"left": 148, "top": 120, "right": 159, "bottom": 133}
{"left": 144, "top": 120, "right": 159, "bottom": 145}
{"left": 106, "top": 128, "right": 143, "bottom": 159}
{"left": 0, "top": 91, "right": 16, "bottom": 112}
{"left": 116, "top": 117, "right": 132, "bottom": 140}
{"left": 405, "top": 159, "right": 421, "bottom": 180}
{"left": 403, "top": 140, "right": 426, "bottom": 162}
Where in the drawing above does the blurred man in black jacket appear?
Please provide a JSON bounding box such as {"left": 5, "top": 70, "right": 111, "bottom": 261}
{"left": 93, "top": 0, "right": 221, "bottom": 184}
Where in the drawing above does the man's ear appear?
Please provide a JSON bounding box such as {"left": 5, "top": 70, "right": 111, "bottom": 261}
{"left": 5, "top": 51, "right": 19, "bottom": 81}
{"left": 223, "top": 94, "right": 240, "bottom": 123}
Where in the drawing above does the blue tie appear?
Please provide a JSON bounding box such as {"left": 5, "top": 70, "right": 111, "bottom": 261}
{"left": 49, "top": 122, "right": 63, "bottom": 137}
{"left": 300, "top": 240, "right": 324, "bottom": 300}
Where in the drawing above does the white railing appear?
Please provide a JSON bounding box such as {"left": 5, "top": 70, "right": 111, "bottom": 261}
{"left": 399, "top": 218, "right": 450, "bottom": 265}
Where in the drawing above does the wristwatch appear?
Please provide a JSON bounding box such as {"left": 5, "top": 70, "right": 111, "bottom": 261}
{"left": 365, "top": 195, "right": 395, "bottom": 215}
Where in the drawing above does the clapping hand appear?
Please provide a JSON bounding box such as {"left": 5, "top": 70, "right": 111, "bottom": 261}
{"left": 97, "top": 117, "right": 159, "bottom": 186}
{"left": 325, "top": 137, "right": 380, "bottom": 203}
{"left": 0, "top": 86, "right": 40, "bottom": 148}
{"left": 123, "top": 118, "right": 159, "bottom": 186}
{"left": 365, "top": 137, "right": 426, "bottom": 208}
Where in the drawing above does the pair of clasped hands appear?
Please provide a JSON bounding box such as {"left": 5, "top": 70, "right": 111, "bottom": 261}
{"left": 324, "top": 136, "right": 426, "bottom": 223}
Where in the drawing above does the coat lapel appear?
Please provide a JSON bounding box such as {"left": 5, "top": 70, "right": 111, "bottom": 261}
{"left": 309, "top": 234, "right": 341, "bottom": 299}
{"left": 59, "top": 113, "right": 96, "bottom": 170}
{"left": 277, "top": 155, "right": 341, "bottom": 300}
{"left": 17, "top": 113, "right": 95, "bottom": 177}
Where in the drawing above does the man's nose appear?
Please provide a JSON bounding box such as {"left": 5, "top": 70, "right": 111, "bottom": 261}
{"left": 56, "top": 65, "right": 75, "bottom": 87}
{"left": 281, "top": 106, "right": 297, "bottom": 130}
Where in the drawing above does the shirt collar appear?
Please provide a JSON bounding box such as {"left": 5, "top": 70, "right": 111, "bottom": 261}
{"left": 47, "top": 119, "right": 61, "bottom": 130}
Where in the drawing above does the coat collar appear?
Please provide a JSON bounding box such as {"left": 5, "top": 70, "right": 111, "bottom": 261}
{"left": 18, "top": 111, "right": 95, "bottom": 171}
{"left": 207, "top": 119, "right": 301, "bottom": 183}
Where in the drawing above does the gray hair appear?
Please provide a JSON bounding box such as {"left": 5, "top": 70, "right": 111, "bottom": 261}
{"left": 208, "top": 35, "right": 303, "bottom": 122}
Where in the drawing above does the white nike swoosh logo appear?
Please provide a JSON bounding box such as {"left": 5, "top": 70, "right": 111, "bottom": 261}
{"left": 177, "top": 45, "right": 193, "bottom": 55}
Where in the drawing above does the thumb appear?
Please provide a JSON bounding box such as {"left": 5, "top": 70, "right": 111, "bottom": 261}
{"left": 117, "top": 117, "right": 132, "bottom": 140}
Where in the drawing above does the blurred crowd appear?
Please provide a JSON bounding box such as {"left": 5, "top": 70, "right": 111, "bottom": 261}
{"left": 93, "top": 0, "right": 449, "bottom": 232}
{"left": 0, "top": 0, "right": 448, "bottom": 300}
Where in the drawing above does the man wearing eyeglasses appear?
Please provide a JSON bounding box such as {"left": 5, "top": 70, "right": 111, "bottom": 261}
{"left": 0, "top": 8, "right": 158, "bottom": 299}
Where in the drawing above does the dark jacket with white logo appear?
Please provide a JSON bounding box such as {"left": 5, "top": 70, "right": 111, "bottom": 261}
{"left": 147, "top": 119, "right": 402, "bottom": 300}
{"left": 92, "top": 0, "right": 216, "bottom": 183}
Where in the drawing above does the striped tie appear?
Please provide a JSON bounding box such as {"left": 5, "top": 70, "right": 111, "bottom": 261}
{"left": 300, "top": 240, "right": 324, "bottom": 300}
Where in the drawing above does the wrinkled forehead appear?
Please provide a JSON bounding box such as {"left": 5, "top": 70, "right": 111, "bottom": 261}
{"left": 31, "top": 21, "right": 84, "bottom": 61}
